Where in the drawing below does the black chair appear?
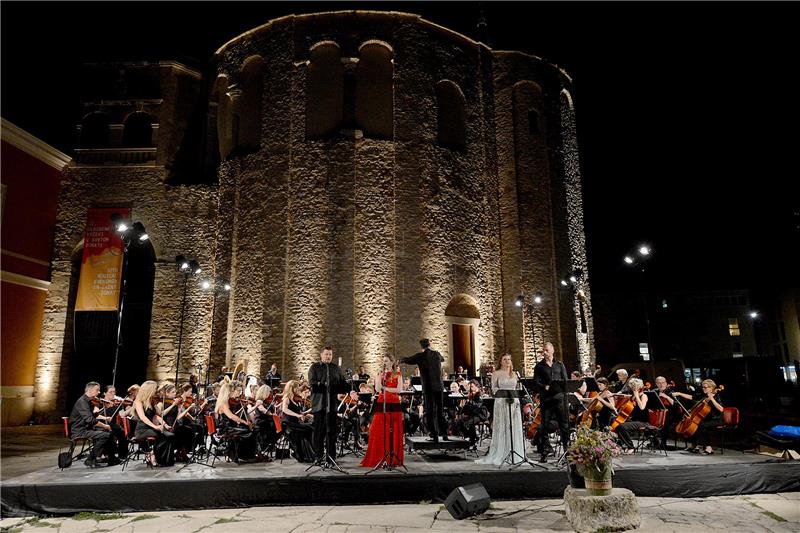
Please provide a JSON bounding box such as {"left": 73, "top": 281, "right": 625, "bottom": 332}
{"left": 59, "top": 417, "right": 95, "bottom": 469}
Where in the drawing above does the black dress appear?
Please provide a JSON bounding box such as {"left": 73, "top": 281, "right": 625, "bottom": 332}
{"left": 281, "top": 399, "right": 315, "bottom": 462}
{"left": 134, "top": 405, "right": 175, "bottom": 465}
{"left": 217, "top": 408, "right": 257, "bottom": 461}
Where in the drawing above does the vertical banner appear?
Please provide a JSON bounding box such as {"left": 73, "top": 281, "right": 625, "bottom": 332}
{"left": 74, "top": 207, "right": 130, "bottom": 311}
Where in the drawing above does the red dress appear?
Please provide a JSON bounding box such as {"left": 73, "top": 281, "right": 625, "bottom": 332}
{"left": 360, "top": 372, "right": 405, "bottom": 467}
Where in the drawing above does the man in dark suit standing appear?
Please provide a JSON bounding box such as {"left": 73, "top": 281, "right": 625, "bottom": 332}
{"left": 401, "top": 339, "right": 448, "bottom": 443}
{"left": 308, "top": 346, "right": 348, "bottom": 464}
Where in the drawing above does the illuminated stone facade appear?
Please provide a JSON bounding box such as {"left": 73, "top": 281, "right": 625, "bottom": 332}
{"left": 34, "top": 12, "right": 594, "bottom": 418}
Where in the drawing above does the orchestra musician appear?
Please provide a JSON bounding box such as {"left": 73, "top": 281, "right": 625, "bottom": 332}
{"left": 614, "top": 377, "right": 649, "bottom": 453}
{"left": 281, "top": 379, "right": 316, "bottom": 462}
{"left": 592, "top": 377, "right": 616, "bottom": 429}
{"left": 132, "top": 380, "right": 175, "bottom": 466}
{"left": 612, "top": 369, "right": 630, "bottom": 394}
{"left": 455, "top": 380, "right": 488, "bottom": 446}
{"left": 248, "top": 384, "right": 277, "bottom": 458}
{"left": 308, "top": 346, "right": 349, "bottom": 465}
{"left": 683, "top": 379, "right": 724, "bottom": 455}
{"left": 100, "top": 385, "right": 129, "bottom": 459}
{"left": 161, "top": 383, "right": 197, "bottom": 462}
{"left": 401, "top": 339, "right": 448, "bottom": 444}
{"left": 533, "top": 342, "right": 570, "bottom": 463}
{"left": 337, "top": 390, "right": 364, "bottom": 452}
{"left": 68, "top": 381, "right": 120, "bottom": 467}
{"left": 214, "top": 380, "right": 258, "bottom": 462}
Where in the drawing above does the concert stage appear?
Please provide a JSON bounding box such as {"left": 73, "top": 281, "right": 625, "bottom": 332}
{"left": 3, "top": 446, "right": 798, "bottom": 517}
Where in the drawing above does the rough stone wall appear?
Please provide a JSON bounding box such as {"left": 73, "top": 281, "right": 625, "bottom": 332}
{"left": 210, "top": 12, "right": 592, "bottom": 378}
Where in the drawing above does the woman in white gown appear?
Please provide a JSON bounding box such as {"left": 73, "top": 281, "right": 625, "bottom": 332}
{"left": 476, "top": 354, "right": 525, "bottom": 466}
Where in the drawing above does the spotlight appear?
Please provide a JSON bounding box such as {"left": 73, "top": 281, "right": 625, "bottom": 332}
{"left": 624, "top": 256, "right": 634, "bottom": 264}
{"left": 749, "top": 311, "right": 759, "bottom": 319}
{"left": 201, "top": 280, "right": 211, "bottom": 290}
{"left": 533, "top": 293, "right": 543, "bottom": 304}
{"left": 110, "top": 212, "right": 129, "bottom": 233}
{"left": 639, "top": 245, "right": 650, "bottom": 256}
{"left": 176, "top": 255, "right": 190, "bottom": 272}
{"left": 189, "top": 260, "right": 201, "bottom": 275}
{"left": 515, "top": 295, "right": 524, "bottom": 307}
{"left": 223, "top": 283, "right": 232, "bottom": 291}
{"left": 131, "top": 222, "right": 148, "bottom": 242}
{"left": 138, "top": 233, "right": 149, "bottom": 241}
{"left": 560, "top": 280, "right": 568, "bottom": 287}
{"left": 569, "top": 274, "right": 577, "bottom": 283}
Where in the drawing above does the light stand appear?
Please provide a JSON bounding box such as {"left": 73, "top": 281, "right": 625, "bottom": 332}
{"left": 110, "top": 215, "right": 149, "bottom": 387}
{"left": 201, "top": 279, "right": 231, "bottom": 394}
{"left": 624, "top": 245, "right": 654, "bottom": 361}
{"left": 174, "top": 255, "right": 201, "bottom": 384}
{"left": 515, "top": 291, "right": 544, "bottom": 372}
{"left": 367, "top": 368, "right": 407, "bottom": 474}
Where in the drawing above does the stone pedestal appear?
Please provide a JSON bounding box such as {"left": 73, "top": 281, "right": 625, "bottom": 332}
{"left": 564, "top": 486, "right": 641, "bottom": 533}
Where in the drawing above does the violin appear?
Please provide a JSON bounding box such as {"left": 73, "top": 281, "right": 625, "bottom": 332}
{"left": 675, "top": 385, "right": 724, "bottom": 438}
{"left": 610, "top": 382, "right": 651, "bottom": 431}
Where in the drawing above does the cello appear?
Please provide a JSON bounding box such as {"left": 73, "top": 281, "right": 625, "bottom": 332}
{"left": 610, "top": 381, "right": 651, "bottom": 431}
{"left": 675, "top": 384, "right": 724, "bottom": 438}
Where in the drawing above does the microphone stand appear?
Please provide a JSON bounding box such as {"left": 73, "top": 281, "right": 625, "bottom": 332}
{"left": 307, "top": 362, "right": 347, "bottom": 474}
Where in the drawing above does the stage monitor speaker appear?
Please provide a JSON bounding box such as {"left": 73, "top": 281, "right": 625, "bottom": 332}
{"left": 444, "top": 483, "right": 491, "bottom": 520}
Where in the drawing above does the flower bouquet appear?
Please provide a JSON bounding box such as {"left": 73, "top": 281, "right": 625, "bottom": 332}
{"left": 567, "top": 425, "right": 623, "bottom": 495}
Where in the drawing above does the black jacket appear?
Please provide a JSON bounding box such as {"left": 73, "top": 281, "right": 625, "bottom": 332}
{"left": 69, "top": 394, "right": 97, "bottom": 435}
{"left": 534, "top": 359, "right": 569, "bottom": 398}
{"left": 307, "top": 362, "right": 349, "bottom": 413}
{"left": 401, "top": 349, "right": 444, "bottom": 392}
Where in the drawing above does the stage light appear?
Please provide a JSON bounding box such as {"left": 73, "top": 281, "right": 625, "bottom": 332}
{"left": 515, "top": 295, "right": 524, "bottom": 307}
{"left": 110, "top": 212, "right": 129, "bottom": 233}
{"left": 176, "top": 255, "right": 190, "bottom": 272}
{"left": 639, "top": 245, "right": 650, "bottom": 256}
{"left": 624, "top": 256, "right": 634, "bottom": 264}
{"left": 569, "top": 274, "right": 577, "bottom": 283}
{"left": 560, "top": 280, "right": 568, "bottom": 287}
{"left": 138, "top": 233, "right": 149, "bottom": 241}
{"left": 749, "top": 311, "right": 759, "bottom": 319}
{"left": 201, "top": 280, "right": 211, "bottom": 290}
{"left": 533, "top": 293, "right": 543, "bottom": 304}
{"left": 189, "top": 260, "right": 201, "bottom": 274}
{"left": 224, "top": 283, "right": 232, "bottom": 291}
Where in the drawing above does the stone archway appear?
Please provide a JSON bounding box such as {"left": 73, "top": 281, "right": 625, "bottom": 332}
{"left": 444, "top": 294, "right": 481, "bottom": 378}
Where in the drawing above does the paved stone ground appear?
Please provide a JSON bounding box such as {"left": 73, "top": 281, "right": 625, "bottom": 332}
{"left": 0, "top": 493, "right": 798, "bottom": 532}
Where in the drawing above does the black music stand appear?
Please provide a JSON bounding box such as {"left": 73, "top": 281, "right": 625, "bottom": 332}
{"left": 494, "top": 389, "right": 539, "bottom": 469}
{"left": 366, "top": 372, "right": 407, "bottom": 475}
{"left": 306, "top": 364, "right": 347, "bottom": 475}
{"left": 554, "top": 380, "right": 582, "bottom": 467}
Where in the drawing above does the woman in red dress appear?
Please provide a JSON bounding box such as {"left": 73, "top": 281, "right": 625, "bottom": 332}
{"left": 361, "top": 355, "right": 404, "bottom": 467}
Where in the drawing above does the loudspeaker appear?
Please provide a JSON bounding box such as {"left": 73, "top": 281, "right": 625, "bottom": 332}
{"left": 444, "top": 483, "right": 491, "bottom": 520}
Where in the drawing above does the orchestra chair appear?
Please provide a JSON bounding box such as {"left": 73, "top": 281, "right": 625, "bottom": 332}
{"left": 715, "top": 407, "right": 741, "bottom": 455}
{"left": 634, "top": 409, "right": 668, "bottom": 456}
{"left": 60, "top": 416, "right": 95, "bottom": 469}
{"left": 119, "top": 416, "right": 157, "bottom": 471}
{"left": 204, "top": 414, "right": 243, "bottom": 465}
{"left": 272, "top": 414, "right": 292, "bottom": 464}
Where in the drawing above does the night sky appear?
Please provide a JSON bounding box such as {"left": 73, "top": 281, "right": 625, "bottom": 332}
{"left": 3, "top": 2, "right": 797, "bottom": 294}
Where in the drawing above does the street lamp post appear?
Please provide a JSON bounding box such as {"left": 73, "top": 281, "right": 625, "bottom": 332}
{"left": 624, "top": 244, "right": 654, "bottom": 361}
{"left": 174, "top": 255, "right": 201, "bottom": 384}
{"left": 201, "top": 279, "right": 231, "bottom": 392}
{"left": 110, "top": 214, "right": 149, "bottom": 387}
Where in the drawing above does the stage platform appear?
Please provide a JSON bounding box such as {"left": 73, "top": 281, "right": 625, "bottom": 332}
{"left": 2, "top": 444, "right": 799, "bottom": 517}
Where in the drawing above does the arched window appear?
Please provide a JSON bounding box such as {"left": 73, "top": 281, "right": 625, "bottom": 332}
{"left": 80, "top": 112, "right": 110, "bottom": 148}
{"left": 121, "top": 112, "right": 154, "bottom": 147}
{"left": 239, "top": 56, "right": 265, "bottom": 152}
{"left": 512, "top": 81, "right": 545, "bottom": 141}
{"left": 306, "top": 42, "right": 343, "bottom": 139}
{"left": 356, "top": 41, "right": 393, "bottom": 140}
{"left": 214, "top": 76, "right": 234, "bottom": 159}
{"left": 436, "top": 80, "right": 466, "bottom": 150}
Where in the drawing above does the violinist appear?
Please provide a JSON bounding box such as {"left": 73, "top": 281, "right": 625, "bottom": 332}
{"left": 401, "top": 377, "right": 422, "bottom": 436}
{"left": 162, "top": 383, "right": 197, "bottom": 462}
{"left": 215, "top": 380, "right": 258, "bottom": 462}
{"left": 248, "top": 384, "right": 277, "bottom": 458}
{"left": 614, "top": 377, "right": 649, "bottom": 453}
{"left": 337, "top": 390, "right": 363, "bottom": 451}
{"left": 132, "top": 380, "right": 175, "bottom": 466}
{"left": 578, "top": 377, "right": 616, "bottom": 429}
{"left": 684, "top": 379, "right": 724, "bottom": 455}
{"left": 100, "top": 385, "right": 129, "bottom": 458}
{"left": 455, "top": 380, "right": 488, "bottom": 445}
{"left": 281, "top": 379, "right": 316, "bottom": 462}
{"left": 68, "top": 382, "right": 120, "bottom": 467}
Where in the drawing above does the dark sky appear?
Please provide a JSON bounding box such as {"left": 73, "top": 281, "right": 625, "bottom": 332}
{"left": 3, "top": 2, "right": 798, "bottom": 294}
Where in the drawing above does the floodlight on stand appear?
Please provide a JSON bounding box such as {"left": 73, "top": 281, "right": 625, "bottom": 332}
{"left": 569, "top": 274, "right": 577, "bottom": 283}
{"left": 189, "top": 260, "right": 201, "bottom": 275}
{"left": 749, "top": 311, "right": 759, "bottom": 319}
{"left": 201, "top": 280, "right": 211, "bottom": 290}
{"left": 624, "top": 256, "right": 634, "bottom": 264}
{"left": 639, "top": 245, "right": 651, "bottom": 256}
{"left": 223, "top": 283, "right": 232, "bottom": 291}
{"left": 533, "top": 293, "right": 543, "bottom": 305}
{"left": 176, "top": 255, "right": 190, "bottom": 272}
{"left": 110, "top": 212, "right": 129, "bottom": 233}
{"left": 560, "top": 279, "right": 568, "bottom": 287}
{"left": 132, "top": 222, "right": 148, "bottom": 242}
{"left": 515, "top": 295, "right": 524, "bottom": 307}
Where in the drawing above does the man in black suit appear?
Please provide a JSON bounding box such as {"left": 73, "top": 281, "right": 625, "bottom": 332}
{"left": 308, "top": 346, "right": 348, "bottom": 464}
{"left": 533, "top": 342, "right": 570, "bottom": 463}
{"left": 401, "top": 339, "right": 448, "bottom": 443}
{"left": 68, "top": 381, "right": 119, "bottom": 467}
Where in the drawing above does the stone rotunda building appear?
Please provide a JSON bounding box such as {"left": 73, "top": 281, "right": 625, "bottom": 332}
{"left": 34, "top": 11, "right": 594, "bottom": 418}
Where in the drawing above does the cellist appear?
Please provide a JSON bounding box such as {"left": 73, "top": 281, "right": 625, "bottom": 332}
{"left": 682, "top": 379, "right": 724, "bottom": 455}
{"left": 614, "top": 377, "right": 648, "bottom": 454}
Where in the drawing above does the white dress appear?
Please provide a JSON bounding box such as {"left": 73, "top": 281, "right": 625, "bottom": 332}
{"left": 476, "top": 372, "right": 526, "bottom": 466}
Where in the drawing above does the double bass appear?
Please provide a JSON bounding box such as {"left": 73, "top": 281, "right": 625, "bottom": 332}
{"left": 675, "top": 384, "right": 724, "bottom": 438}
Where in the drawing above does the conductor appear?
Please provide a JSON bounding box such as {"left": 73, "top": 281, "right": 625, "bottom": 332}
{"left": 401, "top": 339, "right": 448, "bottom": 443}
